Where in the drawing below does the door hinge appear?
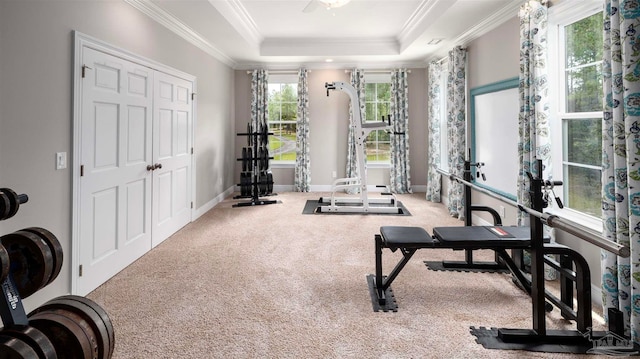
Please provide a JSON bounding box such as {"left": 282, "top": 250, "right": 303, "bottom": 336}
{"left": 81, "top": 64, "right": 92, "bottom": 78}
{"left": 191, "top": 201, "right": 194, "bottom": 209}
{"left": 191, "top": 147, "right": 194, "bottom": 155}
{"left": 191, "top": 93, "right": 196, "bottom": 100}
{"left": 79, "top": 264, "right": 83, "bottom": 277}
{"left": 80, "top": 165, "right": 84, "bottom": 177}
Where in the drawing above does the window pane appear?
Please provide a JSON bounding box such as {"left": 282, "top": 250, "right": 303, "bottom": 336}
{"left": 267, "top": 82, "right": 298, "bottom": 162}
{"left": 365, "top": 84, "right": 376, "bottom": 102}
{"left": 365, "top": 103, "right": 376, "bottom": 121}
{"left": 269, "top": 123, "right": 297, "bottom": 161}
{"left": 377, "top": 83, "right": 391, "bottom": 101}
{"left": 377, "top": 103, "right": 389, "bottom": 122}
{"left": 565, "top": 165, "right": 601, "bottom": 216}
{"left": 565, "top": 12, "right": 603, "bottom": 68}
{"left": 564, "top": 118, "right": 601, "bottom": 165}
{"left": 565, "top": 64, "right": 602, "bottom": 112}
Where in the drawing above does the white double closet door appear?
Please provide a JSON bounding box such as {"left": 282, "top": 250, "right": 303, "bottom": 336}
{"left": 76, "top": 46, "right": 193, "bottom": 295}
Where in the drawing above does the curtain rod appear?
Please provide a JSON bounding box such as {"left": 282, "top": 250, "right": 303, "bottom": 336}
{"left": 246, "top": 70, "right": 310, "bottom": 74}
{"left": 344, "top": 69, "right": 411, "bottom": 74}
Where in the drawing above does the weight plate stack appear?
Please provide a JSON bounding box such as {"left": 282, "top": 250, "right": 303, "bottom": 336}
{"left": 0, "top": 325, "right": 56, "bottom": 359}
{"left": 28, "top": 310, "right": 95, "bottom": 359}
{"left": 40, "top": 295, "right": 115, "bottom": 359}
{"left": 0, "top": 334, "right": 39, "bottom": 359}
{"left": 1, "top": 231, "right": 54, "bottom": 299}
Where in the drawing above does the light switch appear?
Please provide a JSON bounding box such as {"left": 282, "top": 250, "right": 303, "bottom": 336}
{"left": 56, "top": 152, "right": 67, "bottom": 170}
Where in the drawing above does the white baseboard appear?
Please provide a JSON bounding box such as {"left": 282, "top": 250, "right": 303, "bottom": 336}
{"left": 193, "top": 186, "right": 235, "bottom": 220}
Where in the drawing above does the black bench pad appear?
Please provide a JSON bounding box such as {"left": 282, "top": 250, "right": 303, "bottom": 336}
{"left": 380, "top": 225, "right": 534, "bottom": 250}
{"left": 380, "top": 226, "right": 436, "bottom": 248}
{"left": 433, "top": 226, "right": 532, "bottom": 249}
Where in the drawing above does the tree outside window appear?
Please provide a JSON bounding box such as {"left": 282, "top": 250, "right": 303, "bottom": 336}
{"left": 268, "top": 83, "right": 297, "bottom": 162}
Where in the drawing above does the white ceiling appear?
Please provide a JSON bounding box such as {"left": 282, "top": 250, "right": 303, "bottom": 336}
{"left": 127, "top": 0, "right": 523, "bottom": 69}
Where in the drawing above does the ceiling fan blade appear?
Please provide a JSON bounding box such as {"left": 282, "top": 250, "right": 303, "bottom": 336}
{"left": 302, "top": 0, "right": 319, "bottom": 13}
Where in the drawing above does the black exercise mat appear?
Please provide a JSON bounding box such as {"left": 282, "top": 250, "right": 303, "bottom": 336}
{"left": 302, "top": 199, "right": 411, "bottom": 216}
{"left": 469, "top": 326, "right": 640, "bottom": 354}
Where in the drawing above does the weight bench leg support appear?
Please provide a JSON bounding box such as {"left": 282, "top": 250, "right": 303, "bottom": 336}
{"left": 375, "top": 234, "right": 417, "bottom": 305}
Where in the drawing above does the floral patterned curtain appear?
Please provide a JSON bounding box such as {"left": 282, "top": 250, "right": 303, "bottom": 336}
{"left": 446, "top": 47, "right": 467, "bottom": 219}
{"left": 517, "top": 0, "right": 551, "bottom": 219}
{"left": 601, "top": 0, "right": 640, "bottom": 343}
{"left": 389, "top": 69, "right": 412, "bottom": 193}
{"left": 294, "top": 68, "right": 311, "bottom": 192}
{"left": 426, "top": 61, "right": 444, "bottom": 202}
{"left": 346, "top": 69, "right": 365, "bottom": 194}
{"left": 251, "top": 69, "right": 269, "bottom": 138}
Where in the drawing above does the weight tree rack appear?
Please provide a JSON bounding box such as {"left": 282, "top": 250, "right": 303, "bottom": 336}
{"left": 0, "top": 187, "right": 115, "bottom": 358}
{"left": 234, "top": 122, "right": 277, "bottom": 207}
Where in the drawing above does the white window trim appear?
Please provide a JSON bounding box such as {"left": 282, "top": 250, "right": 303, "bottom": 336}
{"left": 547, "top": 0, "right": 604, "bottom": 233}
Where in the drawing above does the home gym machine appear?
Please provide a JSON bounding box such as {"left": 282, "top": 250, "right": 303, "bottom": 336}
{"left": 368, "top": 160, "right": 634, "bottom": 353}
{"left": 316, "top": 81, "right": 400, "bottom": 214}
{"left": 0, "top": 187, "right": 115, "bottom": 358}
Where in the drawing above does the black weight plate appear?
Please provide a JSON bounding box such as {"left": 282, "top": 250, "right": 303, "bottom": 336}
{"left": 29, "top": 311, "right": 93, "bottom": 359}
{"left": 0, "top": 192, "right": 10, "bottom": 220}
{"left": 0, "top": 244, "right": 10, "bottom": 284}
{"left": 267, "top": 172, "right": 273, "bottom": 193}
{"left": 0, "top": 188, "right": 19, "bottom": 220}
{"left": 0, "top": 334, "right": 39, "bottom": 359}
{"left": 247, "top": 148, "right": 253, "bottom": 171}
{"left": 50, "top": 295, "right": 115, "bottom": 358}
{"left": 242, "top": 147, "right": 247, "bottom": 172}
{"left": 1, "top": 231, "right": 53, "bottom": 298}
{"left": 1, "top": 325, "right": 56, "bottom": 359}
{"left": 33, "top": 299, "right": 110, "bottom": 359}
{"left": 20, "top": 228, "right": 63, "bottom": 287}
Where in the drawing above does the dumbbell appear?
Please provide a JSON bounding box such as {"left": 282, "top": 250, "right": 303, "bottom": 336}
{"left": 30, "top": 295, "right": 115, "bottom": 359}
{"left": 1, "top": 228, "right": 63, "bottom": 299}
{"left": 0, "top": 188, "right": 28, "bottom": 221}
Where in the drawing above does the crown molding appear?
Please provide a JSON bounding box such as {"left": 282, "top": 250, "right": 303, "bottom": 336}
{"left": 397, "top": 0, "right": 457, "bottom": 53}
{"left": 260, "top": 37, "right": 399, "bottom": 56}
{"left": 124, "top": 0, "right": 236, "bottom": 67}
{"left": 455, "top": 0, "right": 521, "bottom": 47}
{"left": 206, "top": 0, "right": 262, "bottom": 45}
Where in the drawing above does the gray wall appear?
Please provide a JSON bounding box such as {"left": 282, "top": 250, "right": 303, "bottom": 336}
{"left": 234, "top": 68, "right": 428, "bottom": 190}
{"left": 0, "top": 1, "right": 235, "bottom": 310}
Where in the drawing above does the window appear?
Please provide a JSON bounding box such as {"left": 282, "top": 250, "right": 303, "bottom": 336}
{"left": 267, "top": 75, "right": 297, "bottom": 163}
{"left": 549, "top": 1, "right": 603, "bottom": 223}
{"left": 364, "top": 74, "right": 391, "bottom": 163}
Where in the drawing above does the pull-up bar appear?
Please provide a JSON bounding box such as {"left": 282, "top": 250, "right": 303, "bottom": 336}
{"left": 436, "top": 168, "right": 630, "bottom": 258}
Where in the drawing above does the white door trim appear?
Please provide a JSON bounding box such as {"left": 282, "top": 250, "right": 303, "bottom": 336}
{"left": 72, "top": 31, "right": 197, "bottom": 295}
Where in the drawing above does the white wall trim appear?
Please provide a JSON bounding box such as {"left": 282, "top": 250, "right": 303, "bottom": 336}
{"left": 124, "top": 0, "right": 237, "bottom": 67}
{"left": 194, "top": 186, "right": 235, "bottom": 219}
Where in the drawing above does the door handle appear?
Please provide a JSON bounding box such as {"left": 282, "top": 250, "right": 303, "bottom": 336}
{"left": 147, "top": 163, "right": 162, "bottom": 171}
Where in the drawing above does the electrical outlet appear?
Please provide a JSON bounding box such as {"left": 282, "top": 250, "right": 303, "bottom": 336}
{"left": 499, "top": 205, "right": 505, "bottom": 219}
{"left": 56, "top": 152, "right": 67, "bottom": 170}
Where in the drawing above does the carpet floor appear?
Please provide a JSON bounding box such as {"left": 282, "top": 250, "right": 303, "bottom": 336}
{"left": 87, "top": 192, "right": 608, "bottom": 359}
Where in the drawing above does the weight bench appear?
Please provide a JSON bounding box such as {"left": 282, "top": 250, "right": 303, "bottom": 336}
{"left": 368, "top": 225, "right": 544, "bottom": 312}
